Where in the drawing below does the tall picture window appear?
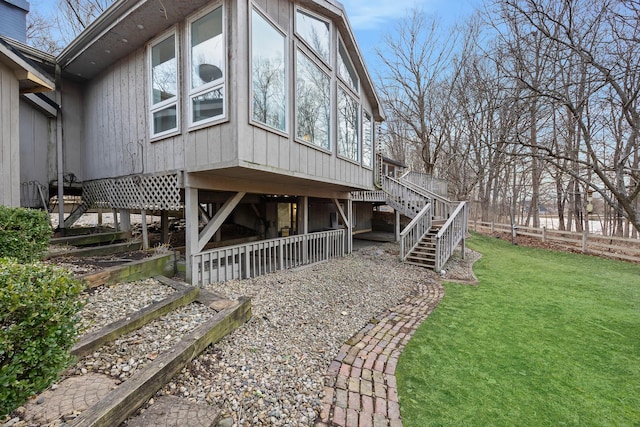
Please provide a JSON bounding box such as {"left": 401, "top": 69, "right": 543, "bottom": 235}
{"left": 251, "top": 9, "right": 287, "bottom": 132}
{"left": 296, "top": 52, "right": 331, "bottom": 150}
{"left": 189, "top": 6, "right": 225, "bottom": 125}
{"left": 362, "top": 111, "right": 373, "bottom": 167}
{"left": 295, "top": 9, "right": 330, "bottom": 64}
{"left": 149, "top": 31, "right": 178, "bottom": 137}
{"left": 338, "top": 40, "right": 358, "bottom": 93}
{"left": 338, "top": 87, "right": 359, "bottom": 161}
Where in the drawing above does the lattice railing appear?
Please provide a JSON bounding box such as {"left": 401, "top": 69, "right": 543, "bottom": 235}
{"left": 83, "top": 173, "right": 182, "bottom": 210}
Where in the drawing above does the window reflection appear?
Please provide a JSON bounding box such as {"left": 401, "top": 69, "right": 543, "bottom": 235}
{"left": 252, "top": 9, "right": 286, "bottom": 131}
{"left": 338, "top": 87, "right": 359, "bottom": 161}
{"left": 338, "top": 41, "right": 358, "bottom": 92}
{"left": 150, "top": 32, "right": 178, "bottom": 137}
{"left": 191, "top": 8, "right": 224, "bottom": 88}
{"left": 151, "top": 35, "right": 177, "bottom": 104}
{"left": 296, "top": 52, "right": 331, "bottom": 150}
{"left": 190, "top": 7, "right": 225, "bottom": 125}
{"left": 192, "top": 87, "right": 224, "bottom": 122}
{"left": 362, "top": 112, "right": 372, "bottom": 167}
{"left": 296, "top": 9, "right": 330, "bottom": 64}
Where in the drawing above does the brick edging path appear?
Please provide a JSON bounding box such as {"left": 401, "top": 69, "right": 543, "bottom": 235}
{"left": 317, "top": 279, "right": 445, "bottom": 427}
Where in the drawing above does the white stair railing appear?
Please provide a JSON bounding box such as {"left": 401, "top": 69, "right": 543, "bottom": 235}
{"left": 434, "top": 202, "right": 468, "bottom": 271}
{"left": 400, "top": 202, "right": 433, "bottom": 260}
{"left": 381, "top": 175, "right": 430, "bottom": 219}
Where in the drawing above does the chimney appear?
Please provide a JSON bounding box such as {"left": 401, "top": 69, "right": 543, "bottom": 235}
{"left": 0, "top": 0, "right": 30, "bottom": 43}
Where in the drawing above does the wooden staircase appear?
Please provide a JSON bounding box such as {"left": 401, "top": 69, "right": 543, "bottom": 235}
{"left": 404, "top": 221, "right": 444, "bottom": 269}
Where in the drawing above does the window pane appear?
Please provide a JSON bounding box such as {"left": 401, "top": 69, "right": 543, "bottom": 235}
{"left": 153, "top": 105, "right": 177, "bottom": 134}
{"left": 338, "top": 41, "right": 358, "bottom": 92}
{"left": 362, "top": 112, "right": 372, "bottom": 167}
{"left": 191, "top": 8, "right": 224, "bottom": 89}
{"left": 338, "top": 88, "right": 359, "bottom": 161}
{"left": 296, "top": 10, "right": 330, "bottom": 63}
{"left": 192, "top": 87, "right": 224, "bottom": 123}
{"left": 296, "top": 52, "right": 331, "bottom": 150}
{"left": 151, "top": 35, "right": 177, "bottom": 104}
{"left": 252, "top": 10, "right": 286, "bottom": 131}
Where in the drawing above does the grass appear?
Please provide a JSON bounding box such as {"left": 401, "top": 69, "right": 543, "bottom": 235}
{"left": 397, "top": 233, "right": 640, "bottom": 426}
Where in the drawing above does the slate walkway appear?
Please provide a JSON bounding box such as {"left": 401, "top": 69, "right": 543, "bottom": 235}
{"left": 317, "top": 280, "right": 445, "bottom": 427}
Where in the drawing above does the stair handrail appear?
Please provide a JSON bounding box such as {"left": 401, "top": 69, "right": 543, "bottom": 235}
{"left": 397, "top": 176, "right": 452, "bottom": 219}
{"left": 434, "top": 201, "right": 468, "bottom": 271}
{"left": 381, "top": 175, "right": 430, "bottom": 219}
{"left": 399, "top": 201, "right": 433, "bottom": 260}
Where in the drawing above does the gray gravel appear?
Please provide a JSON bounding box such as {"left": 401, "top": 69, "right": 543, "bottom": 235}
{"left": 158, "top": 244, "right": 434, "bottom": 426}
{"left": 78, "top": 278, "right": 176, "bottom": 335}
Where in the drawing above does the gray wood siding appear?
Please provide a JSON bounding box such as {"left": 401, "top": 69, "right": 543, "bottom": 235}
{"left": 0, "top": 62, "right": 20, "bottom": 206}
{"left": 19, "top": 100, "right": 50, "bottom": 206}
{"left": 74, "top": 0, "right": 376, "bottom": 190}
{"left": 61, "top": 82, "right": 86, "bottom": 182}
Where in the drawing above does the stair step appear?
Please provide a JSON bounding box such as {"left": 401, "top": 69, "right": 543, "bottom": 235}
{"left": 405, "top": 260, "right": 436, "bottom": 268}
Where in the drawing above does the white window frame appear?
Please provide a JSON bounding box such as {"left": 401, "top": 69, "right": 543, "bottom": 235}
{"left": 250, "top": 5, "right": 289, "bottom": 135}
{"left": 187, "top": 4, "right": 226, "bottom": 128}
{"left": 148, "top": 28, "right": 179, "bottom": 140}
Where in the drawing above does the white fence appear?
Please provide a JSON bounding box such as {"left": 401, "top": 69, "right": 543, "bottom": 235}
{"left": 192, "top": 230, "right": 345, "bottom": 286}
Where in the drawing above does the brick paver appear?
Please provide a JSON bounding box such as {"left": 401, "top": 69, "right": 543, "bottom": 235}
{"left": 318, "top": 281, "right": 444, "bottom": 426}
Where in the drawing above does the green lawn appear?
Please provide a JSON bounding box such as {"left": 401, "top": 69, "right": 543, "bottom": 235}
{"left": 397, "top": 233, "right": 640, "bottom": 426}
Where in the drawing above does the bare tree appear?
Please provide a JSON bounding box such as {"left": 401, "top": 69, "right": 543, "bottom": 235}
{"left": 376, "top": 9, "right": 460, "bottom": 175}
{"left": 491, "top": 0, "right": 640, "bottom": 234}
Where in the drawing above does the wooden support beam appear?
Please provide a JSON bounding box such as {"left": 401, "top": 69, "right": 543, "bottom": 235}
{"left": 197, "top": 192, "right": 245, "bottom": 252}
{"left": 161, "top": 210, "right": 169, "bottom": 244}
{"left": 332, "top": 199, "right": 349, "bottom": 227}
{"left": 185, "top": 187, "right": 199, "bottom": 283}
{"left": 141, "top": 210, "right": 149, "bottom": 250}
{"left": 50, "top": 231, "right": 132, "bottom": 247}
{"left": 347, "top": 199, "right": 353, "bottom": 254}
{"left": 78, "top": 253, "right": 176, "bottom": 289}
{"left": 300, "top": 196, "right": 309, "bottom": 235}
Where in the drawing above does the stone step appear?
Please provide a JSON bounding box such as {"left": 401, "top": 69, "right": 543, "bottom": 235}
{"left": 126, "top": 396, "right": 223, "bottom": 427}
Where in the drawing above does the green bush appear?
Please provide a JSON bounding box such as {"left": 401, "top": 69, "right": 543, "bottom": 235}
{"left": 0, "top": 206, "right": 51, "bottom": 262}
{"left": 0, "top": 258, "right": 84, "bottom": 417}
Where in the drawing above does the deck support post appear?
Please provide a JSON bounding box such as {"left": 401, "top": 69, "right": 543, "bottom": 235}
{"left": 119, "top": 209, "right": 131, "bottom": 231}
{"left": 185, "top": 187, "right": 199, "bottom": 283}
{"left": 394, "top": 209, "right": 401, "bottom": 242}
{"left": 112, "top": 209, "right": 119, "bottom": 232}
{"left": 161, "top": 210, "right": 169, "bottom": 244}
{"left": 300, "top": 196, "right": 308, "bottom": 235}
{"left": 141, "top": 210, "right": 149, "bottom": 250}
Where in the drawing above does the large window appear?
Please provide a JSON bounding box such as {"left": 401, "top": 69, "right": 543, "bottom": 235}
{"left": 296, "top": 52, "right": 331, "bottom": 150}
{"left": 296, "top": 9, "right": 330, "bottom": 64}
{"left": 338, "top": 87, "right": 359, "bottom": 161}
{"left": 189, "top": 7, "right": 225, "bottom": 125}
{"left": 149, "top": 32, "right": 178, "bottom": 137}
{"left": 362, "top": 111, "right": 373, "bottom": 167}
{"left": 338, "top": 40, "right": 358, "bottom": 93}
{"left": 251, "top": 9, "right": 286, "bottom": 132}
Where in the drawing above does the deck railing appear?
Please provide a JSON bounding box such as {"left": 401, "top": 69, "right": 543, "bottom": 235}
{"left": 400, "top": 202, "right": 433, "bottom": 260}
{"left": 381, "top": 175, "right": 430, "bottom": 218}
{"left": 434, "top": 202, "right": 468, "bottom": 271}
{"left": 401, "top": 171, "right": 448, "bottom": 198}
{"left": 192, "top": 229, "right": 345, "bottom": 286}
{"left": 397, "top": 176, "right": 452, "bottom": 219}
{"left": 350, "top": 190, "right": 387, "bottom": 202}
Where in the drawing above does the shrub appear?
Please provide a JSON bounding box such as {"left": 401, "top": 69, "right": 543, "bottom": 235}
{"left": 0, "top": 258, "right": 84, "bottom": 417}
{"left": 0, "top": 206, "right": 51, "bottom": 263}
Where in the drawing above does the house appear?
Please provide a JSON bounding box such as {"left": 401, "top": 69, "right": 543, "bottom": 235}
{"left": 2, "top": 0, "right": 467, "bottom": 285}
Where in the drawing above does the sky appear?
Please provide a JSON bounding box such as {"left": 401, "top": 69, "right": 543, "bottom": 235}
{"left": 30, "top": 0, "right": 483, "bottom": 73}
{"left": 340, "top": 0, "right": 483, "bottom": 74}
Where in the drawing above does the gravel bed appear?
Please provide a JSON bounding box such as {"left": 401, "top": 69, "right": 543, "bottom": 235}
{"left": 77, "top": 278, "right": 176, "bottom": 335}
{"left": 156, "top": 244, "right": 435, "bottom": 426}
{"left": 67, "top": 302, "right": 214, "bottom": 383}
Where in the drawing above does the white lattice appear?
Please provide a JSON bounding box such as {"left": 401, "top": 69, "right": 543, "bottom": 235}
{"left": 83, "top": 173, "right": 182, "bottom": 210}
